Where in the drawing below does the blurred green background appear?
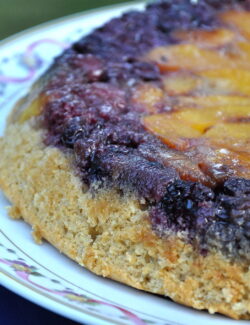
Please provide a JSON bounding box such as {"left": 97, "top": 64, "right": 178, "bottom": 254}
{"left": 0, "top": 0, "right": 130, "bottom": 40}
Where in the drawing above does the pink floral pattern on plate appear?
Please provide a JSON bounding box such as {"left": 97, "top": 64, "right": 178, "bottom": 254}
{"left": 0, "top": 231, "right": 175, "bottom": 325}
{"left": 0, "top": 39, "right": 68, "bottom": 84}
{"left": 0, "top": 257, "right": 146, "bottom": 325}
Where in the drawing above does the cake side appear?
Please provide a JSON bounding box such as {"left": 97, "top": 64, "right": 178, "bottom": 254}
{"left": 0, "top": 117, "right": 250, "bottom": 319}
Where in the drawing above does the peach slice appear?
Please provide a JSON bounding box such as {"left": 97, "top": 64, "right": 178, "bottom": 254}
{"left": 143, "top": 104, "right": 250, "bottom": 149}
{"left": 131, "top": 83, "right": 164, "bottom": 114}
{"left": 175, "top": 106, "right": 250, "bottom": 132}
{"left": 140, "top": 144, "right": 214, "bottom": 186}
{"left": 196, "top": 145, "right": 250, "bottom": 181}
{"left": 217, "top": 42, "right": 250, "bottom": 69}
{"left": 143, "top": 111, "right": 250, "bottom": 180}
{"left": 193, "top": 121, "right": 250, "bottom": 181}
{"left": 173, "top": 96, "right": 250, "bottom": 109}
{"left": 204, "top": 122, "right": 250, "bottom": 144}
{"left": 221, "top": 11, "right": 250, "bottom": 41}
{"left": 18, "top": 95, "right": 46, "bottom": 123}
{"left": 172, "top": 28, "right": 236, "bottom": 48}
{"left": 237, "top": 42, "right": 250, "bottom": 59}
{"left": 144, "top": 44, "right": 232, "bottom": 72}
{"left": 143, "top": 113, "right": 201, "bottom": 150}
{"left": 200, "top": 69, "right": 250, "bottom": 96}
{"left": 203, "top": 123, "right": 250, "bottom": 178}
{"left": 176, "top": 109, "right": 217, "bottom": 133}
{"left": 162, "top": 73, "right": 201, "bottom": 95}
{"left": 227, "top": 42, "right": 250, "bottom": 62}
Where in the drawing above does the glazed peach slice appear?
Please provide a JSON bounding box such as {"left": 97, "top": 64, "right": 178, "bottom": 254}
{"left": 186, "top": 119, "right": 250, "bottom": 181}
{"left": 143, "top": 113, "right": 201, "bottom": 151}
{"left": 237, "top": 42, "right": 250, "bottom": 59}
{"left": 18, "top": 95, "right": 47, "bottom": 123}
{"left": 202, "top": 123, "right": 250, "bottom": 179}
{"left": 230, "top": 42, "right": 250, "bottom": 68}
{"left": 221, "top": 11, "right": 250, "bottom": 41}
{"left": 143, "top": 109, "right": 250, "bottom": 181}
{"left": 225, "top": 42, "right": 250, "bottom": 62}
{"left": 196, "top": 144, "right": 250, "bottom": 181}
{"left": 204, "top": 123, "right": 250, "bottom": 153}
{"left": 173, "top": 96, "right": 250, "bottom": 109}
{"left": 214, "top": 42, "right": 250, "bottom": 69}
{"left": 176, "top": 106, "right": 250, "bottom": 132}
{"left": 139, "top": 143, "right": 213, "bottom": 186}
{"left": 162, "top": 73, "right": 201, "bottom": 95}
{"left": 131, "top": 83, "right": 164, "bottom": 113}
{"left": 144, "top": 44, "right": 232, "bottom": 72}
{"left": 200, "top": 69, "right": 250, "bottom": 96}
{"left": 143, "top": 106, "right": 250, "bottom": 150}
{"left": 172, "top": 28, "right": 236, "bottom": 48}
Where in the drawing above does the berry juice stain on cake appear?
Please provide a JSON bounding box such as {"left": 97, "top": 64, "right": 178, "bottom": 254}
{"left": 38, "top": 0, "right": 250, "bottom": 259}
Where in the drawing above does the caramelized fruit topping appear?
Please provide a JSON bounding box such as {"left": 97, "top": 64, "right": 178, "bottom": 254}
{"left": 221, "top": 10, "right": 250, "bottom": 40}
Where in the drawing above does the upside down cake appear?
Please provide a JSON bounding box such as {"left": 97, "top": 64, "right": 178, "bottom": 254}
{"left": 1, "top": 0, "right": 250, "bottom": 319}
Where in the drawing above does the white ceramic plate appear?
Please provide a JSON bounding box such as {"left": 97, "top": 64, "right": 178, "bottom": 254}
{"left": 0, "top": 2, "right": 249, "bottom": 325}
